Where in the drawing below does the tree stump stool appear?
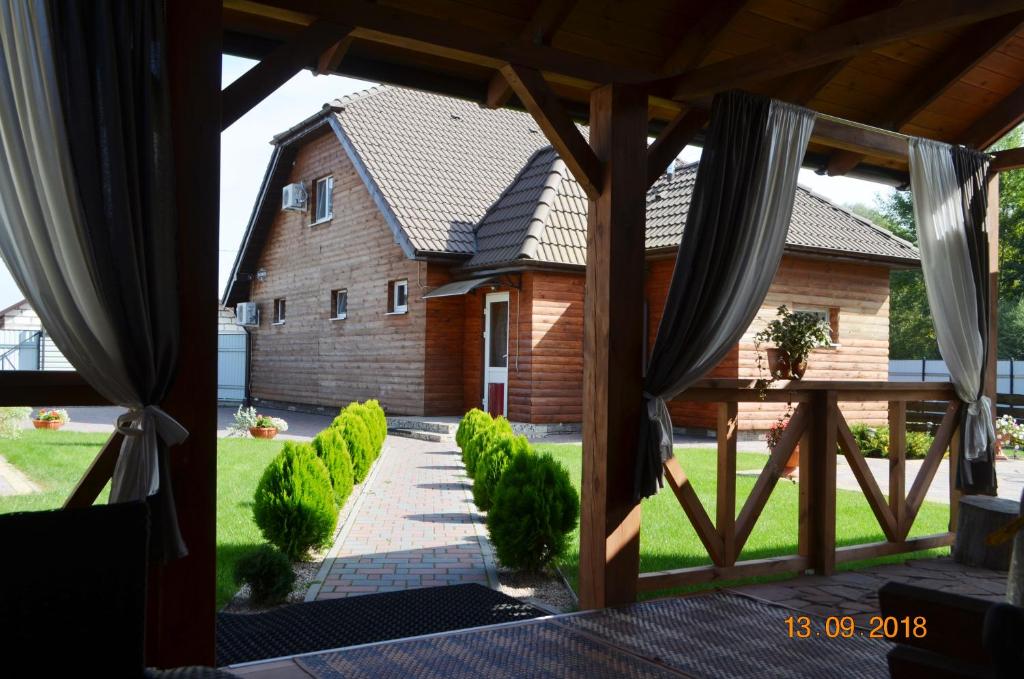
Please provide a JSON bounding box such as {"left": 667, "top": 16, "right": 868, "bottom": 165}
{"left": 953, "top": 495, "right": 1019, "bottom": 571}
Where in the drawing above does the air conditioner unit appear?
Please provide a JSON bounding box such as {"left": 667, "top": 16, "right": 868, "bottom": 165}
{"left": 235, "top": 302, "right": 259, "bottom": 327}
{"left": 281, "top": 182, "right": 307, "bottom": 212}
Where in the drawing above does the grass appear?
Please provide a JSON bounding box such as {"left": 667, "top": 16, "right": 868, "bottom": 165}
{"left": 0, "top": 429, "right": 284, "bottom": 609}
{"left": 536, "top": 443, "right": 951, "bottom": 599}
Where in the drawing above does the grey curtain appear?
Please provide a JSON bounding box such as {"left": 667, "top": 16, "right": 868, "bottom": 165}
{"left": 636, "top": 91, "right": 815, "bottom": 499}
{"left": 909, "top": 139, "right": 996, "bottom": 495}
{"left": 0, "top": 0, "right": 187, "bottom": 559}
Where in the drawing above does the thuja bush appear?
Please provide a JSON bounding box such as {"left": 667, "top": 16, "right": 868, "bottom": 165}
{"left": 487, "top": 451, "right": 579, "bottom": 572}
{"left": 342, "top": 403, "right": 381, "bottom": 461}
{"left": 456, "top": 408, "right": 492, "bottom": 455}
{"left": 362, "top": 399, "right": 388, "bottom": 452}
{"left": 234, "top": 544, "right": 296, "bottom": 606}
{"left": 253, "top": 442, "right": 338, "bottom": 560}
{"left": 333, "top": 410, "right": 374, "bottom": 483}
{"left": 312, "top": 426, "right": 354, "bottom": 507}
{"left": 465, "top": 416, "right": 512, "bottom": 479}
{"left": 473, "top": 432, "right": 531, "bottom": 512}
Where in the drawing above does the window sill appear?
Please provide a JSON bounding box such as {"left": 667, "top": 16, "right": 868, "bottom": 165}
{"left": 309, "top": 215, "right": 333, "bottom": 227}
{"left": 385, "top": 309, "right": 408, "bottom": 316}
{"left": 272, "top": 321, "right": 285, "bottom": 326}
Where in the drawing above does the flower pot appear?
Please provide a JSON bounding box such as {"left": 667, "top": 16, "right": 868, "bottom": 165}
{"left": 250, "top": 426, "right": 278, "bottom": 439}
{"left": 32, "top": 419, "right": 64, "bottom": 430}
{"left": 769, "top": 349, "right": 792, "bottom": 379}
{"left": 789, "top": 355, "right": 808, "bottom": 380}
{"left": 780, "top": 443, "right": 800, "bottom": 479}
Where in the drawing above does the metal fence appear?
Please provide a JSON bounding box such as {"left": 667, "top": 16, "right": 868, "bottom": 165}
{"left": 218, "top": 332, "right": 248, "bottom": 403}
{"left": 890, "top": 358, "right": 1024, "bottom": 397}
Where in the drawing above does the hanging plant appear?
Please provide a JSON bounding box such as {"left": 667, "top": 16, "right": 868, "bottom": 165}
{"left": 754, "top": 305, "right": 831, "bottom": 382}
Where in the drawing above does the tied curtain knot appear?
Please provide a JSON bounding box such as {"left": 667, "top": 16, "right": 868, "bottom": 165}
{"left": 963, "top": 394, "right": 996, "bottom": 462}
{"left": 643, "top": 393, "right": 674, "bottom": 467}
{"left": 111, "top": 406, "right": 188, "bottom": 502}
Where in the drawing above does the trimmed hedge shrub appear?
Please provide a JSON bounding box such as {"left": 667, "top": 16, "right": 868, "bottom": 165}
{"left": 465, "top": 416, "right": 512, "bottom": 479}
{"left": 333, "top": 411, "right": 374, "bottom": 483}
{"left": 363, "top": 399, "right": 388, "bottom": 451}
{"left": 473, "top": 432, "right": 531, "bottom": 511}
{"left": 312, "top": 427, "right": 354, "bottom": 507}
{"left": 253, "top": 442, "right": 338, "bottom": 560}
{"left": 456, "top": 408, "right": 492, "bottom": 456}
{"left": 234, "top": 544, "right": 296, "bottom": 606}
{"left": 487, "top": 451, "right": 579, "bottom": 572}
{"left": 343, "top": 403, "right": 380, "bottom": 459}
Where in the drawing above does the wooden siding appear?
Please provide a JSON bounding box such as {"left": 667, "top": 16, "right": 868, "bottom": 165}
{"left": 247, "top": 132, "right": 427, "bottom": 415}
{"left": 423, "top": 264, "right": 466, "bottom": 415}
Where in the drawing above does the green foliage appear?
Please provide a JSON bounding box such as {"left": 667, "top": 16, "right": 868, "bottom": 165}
{"left": 473, "top": 433, "right": 531, "bottom": 511}
{"left": 253, "top": 441, "right": 338, "bottom": 560}
{"left": 847, "top": 423, "right": 932, "bottom": 460}
{"left": 906, "top": 431, "right": 933, "bottom": 459}
{"left": 234, "top": 544, "right": 296, "bottom": 606}
{"left": 753, "top": 305, "right": 831, "bottom": 362}
{"left": 332, "top": 411, "right": 374, "bottom": 483}
{"left": 362, "top": 399, "right": 388, "bottom": 452}
{"left": 342, "top": 403, "right": 381, "bottom": 461}
{"left": 457, "top": 408, "right": 492, "bottom": 463}
{"left": 487, "top": 451, "right": 579, "bottom": 572}
{"left": 312, "top": 427, "right": 354, "bottom": 507}
{"left": 465, "top": 416, "right": 512, "bottom": 479}
{"left": 0, "top": 407, "right": 30, "bottom": 439}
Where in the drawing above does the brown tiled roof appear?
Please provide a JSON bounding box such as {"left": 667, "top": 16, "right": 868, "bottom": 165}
{"left": 465, "top": 161, "right": 919, "bottom": 270}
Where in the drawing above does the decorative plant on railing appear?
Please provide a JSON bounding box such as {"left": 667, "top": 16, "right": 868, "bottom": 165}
{"left": 32, "top": 408, "right": 69, "bottom": 430}
{"left": 765, "top": 407, "right": 799, "bottom": 479}
{"left": 754, "top": 306, "right": 832, "bottom": 391}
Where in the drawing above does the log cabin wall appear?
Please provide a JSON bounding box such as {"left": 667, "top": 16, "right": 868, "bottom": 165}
{"left": 247, "top": 132, "right": 427, "bottom": 415}
{"left": 423, "top": 263, "right": 466, "bottom": 415}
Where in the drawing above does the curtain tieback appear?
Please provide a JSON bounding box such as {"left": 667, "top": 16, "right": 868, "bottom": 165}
{"left": 643, "top": 393, "right": 675, "bottom": 465}
{"left": 960, "top": 395, "right": 996, "bottom": 462}
{"left": 112, "top": 406, "right": 189, "bottom": 499}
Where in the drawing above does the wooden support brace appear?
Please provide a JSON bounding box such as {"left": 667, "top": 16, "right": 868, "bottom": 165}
{"left": 906, "top": 401, "right": 961, "bottom": 538}
{"left": 316, "top": 36, "right": 353, "bottom": 75}
{"left": 716, "top": 402, "right": 738, "bottom": 565}
{"left": 836, "top": 412, "right": 900, "bottom": 542}
{"left": 664, "top": 457, "right": 725, "bottom": 566}
{"left": 646, "top": 108, "right": 708, "bottom": 189}
{"left": 64, "top": 432, "right": 125, "bottom": 509}
{"left": 805, "top": 392, "right": 838, "bottom": 574}
{"left": 498, "top": 64, "right": 603, "bottom": 199}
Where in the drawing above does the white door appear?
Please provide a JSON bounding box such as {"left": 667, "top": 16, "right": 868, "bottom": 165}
{"left": 483, "top": 292, "right": 509, "bottom": 417}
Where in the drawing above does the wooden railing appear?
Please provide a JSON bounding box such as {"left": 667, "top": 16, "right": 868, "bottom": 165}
{"left": 639, "top": 379, "right": 961, "bottom": 592}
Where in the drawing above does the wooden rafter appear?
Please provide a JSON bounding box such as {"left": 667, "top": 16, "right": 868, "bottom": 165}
{"left": 659, "top": 0, "right": 750, "bottom": 75}
{"left": 827, "top": 13, "right": 1024, "bottom": 174}
{"left": 646, "top": 108, "right": 708, "bottom": 188}
{"left": 963, "top": 80, "right": 1024, "bottom": 150}
{"left": 484, "top": 0, "right": 577, "bottom": 109}
{"left": 222, "top": 20, "right": 352, "bottom": 130}
{"left": 659, "top": 0, "right": 1024, "bottom": 101}
{"left": 316, "top": 36, "right": 353, "bottom": 75}
{"left": 499, "top": 64, "right": 602, "bottom": 199}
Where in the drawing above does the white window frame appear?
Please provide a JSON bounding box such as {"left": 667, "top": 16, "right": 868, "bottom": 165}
{"left": 273, "top": 298, "right": 286, "bottom": 325}
{"left": 388, "top": 279, "right": 409, "bottom": 315}
{"left": 332, "top": 289, "right": 348, "bottom": 320}
{"left": 795, "top": 306, "right": 840, "bottom": 348}
{"left": 311, "top": 175, "right": 333, "bottom": 225}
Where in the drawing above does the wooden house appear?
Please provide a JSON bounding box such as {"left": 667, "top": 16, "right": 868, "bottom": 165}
{"left": 224, "top": 86, "right": 918, "bottom": 432}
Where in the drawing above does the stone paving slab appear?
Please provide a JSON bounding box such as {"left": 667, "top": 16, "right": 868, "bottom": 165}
{"left": 309, "top": 435, "right": 497, "bottom": 600}
{"left": 0, "top": 454, "right": 40, "bottom": 496}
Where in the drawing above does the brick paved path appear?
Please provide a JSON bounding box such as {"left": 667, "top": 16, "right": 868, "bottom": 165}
{"left": 309, "top": 436, "right": 496, "bottom": 599}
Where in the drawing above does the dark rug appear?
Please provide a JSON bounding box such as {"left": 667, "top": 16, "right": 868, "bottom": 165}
{"left": 216, "top": 584, "right": 545, "bottom": 666}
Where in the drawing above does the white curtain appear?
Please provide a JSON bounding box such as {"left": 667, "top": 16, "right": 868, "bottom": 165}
{"left": 0, "top": 1, "right": 187, "bottom": 554}
{"left": 909, "top": 138, "right": 994, "bottom": 473}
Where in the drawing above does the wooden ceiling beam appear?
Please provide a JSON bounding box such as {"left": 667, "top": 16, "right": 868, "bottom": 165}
{"left": 485, "top": 0, "right": 577, "bottom": 109}
{"left": 316, "top": 36, "right": 353, "bottom": 75}
{"left": 222, "top": 20, "right": 351, "bottom": 130}
{"left": 990, "top": 146, "right": 1024, "bottom": 172}
{"left": 826, "top": 14, "right": 1024, "bottom": 174}
{"left": 962, "top": 80, "right": 1024, "bottom": 150}
{"left": 659, "top": 0, "right": 750, "bottom": 75}
{"left": 658, "top": 0, "right": 1024, "bottom": 101}
{"left": 646, "top": 108, "right": 709, "bottom": 188}
{"left": 499, "top": 64, "right": 603, "bottom": 199}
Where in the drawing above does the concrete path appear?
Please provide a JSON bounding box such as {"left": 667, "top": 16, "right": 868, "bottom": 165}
{"left": 0, "top": 454, "right": 40, "bottom": 496}
{"left": 308, "top": 435, "right": 497, "bottom": 599}
{"left": 833, "top": 455, "right": 1024, "bottom": 505}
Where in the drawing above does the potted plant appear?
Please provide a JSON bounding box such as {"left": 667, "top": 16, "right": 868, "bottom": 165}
{"left": 33, "top": 408, "right": 70, "bottom": 430}
{"left": 766, "top": 412, "right": 799, "bottom": 479}
{"left": 754, "top": 305, "right": 831, "bottom": 380}
{"left": 228, "top": 405, "right": 289, "bottom": 439}
{"left": 250, "top": 414, "right": 281, "bottom": 439}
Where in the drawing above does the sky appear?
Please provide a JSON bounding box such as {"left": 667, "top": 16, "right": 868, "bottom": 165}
{"left": 0, "top": 55, "right": 895, "bottom": 309}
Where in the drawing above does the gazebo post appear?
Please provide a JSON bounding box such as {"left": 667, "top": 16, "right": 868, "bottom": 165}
{"left": 578, "top": 83, "right": 647, "bottom": 609}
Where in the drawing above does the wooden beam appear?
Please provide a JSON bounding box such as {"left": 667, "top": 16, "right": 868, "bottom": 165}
{"left": 716, "top": 402, "right": 738, "bottom": 566}
{"left": 664, "top": 457, "right": 725, "bottom": 566}
{"left": 152, "top": 0, "right": 221, "bottom": 665}
{"left": 316, "top": 36, "right": 353, "bottom": 75}
{"left": 646, "top": 108, "right": 708, "bottom": 189}
{"left": 836, "top": 413, "right": 900, "bottom": 542}
{"left": 638, "top": 555, "right": 809, "bottom": 592}
{"left": 835, "top": 532, "right": 955, "bottom": 563}
{"left": 659, "top": 0, "right": 750, "bottom": 75}
{"left": 806, "top": 392, "right": 838, "bottom": 574}
{"left": 963, "top": 81, "right": 1024, "bottom": 150}
{"left": 64, "top": 432, "right": 124, "bottom": 509}
{"left": 990, "top": 146, "right": 1024, "bottom": 172}
{"left": 221, "top": 20, "right": 351, "bottom": 130}
{"left": 0, "top": 371, "right": 108, "bottom": 406}
{"left": 578, "top": 83, "right": 647, "bottom": 609}
{"left": 659, "top": 0, "right": 1024, "bottom": 101}
{"left": 825, "top": 14, "right": 1024, "bottom": 175}
{"left": 985, "top": 174, "right": 1000, "bottom": 443}
{"left": 484, "top": 0, "right": 577, "bottom": 109}
{"left": 889, "top": 400, "right": 908, "bottom": 536}
{"left": 499, "top": 64, "right": 602, "bottom": 199}
{"left": 905, "top": 401, "right": 961, "bottom": 537}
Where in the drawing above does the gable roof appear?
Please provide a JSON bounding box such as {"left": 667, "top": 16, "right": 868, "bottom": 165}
{"left": 464, "top": 160, "right": 919, "bottom": 271}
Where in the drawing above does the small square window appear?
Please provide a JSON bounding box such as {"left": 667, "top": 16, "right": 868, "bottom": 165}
{"left": 388, "top": 279, "right": 409, "bottom": 314}
{"left": 796, "top": 307, "right": 839, "bottom": 345}
{"left": 311, "top": 175, "right": 333, "bottom": 224}
{"left": 273, "top": 298, "right": 286, "bottom": 324}
{"left": 331, "top": 289, "right": 348, "bottom": 320}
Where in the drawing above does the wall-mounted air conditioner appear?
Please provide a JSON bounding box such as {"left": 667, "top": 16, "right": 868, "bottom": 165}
{"left": 281, "top": 183, "right": 307, "bottom": 212}
{"left": 235, "top": 302, "right": 259, "bottom": 327}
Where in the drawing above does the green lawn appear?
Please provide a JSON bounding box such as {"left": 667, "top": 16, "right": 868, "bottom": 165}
{"left": 537, "top": 444, "right": 951, "bottom": 599}
{"left": 0, "top": 429, "right": 283, "bottom": 608}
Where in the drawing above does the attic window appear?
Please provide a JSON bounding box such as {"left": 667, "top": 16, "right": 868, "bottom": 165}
{"left": 273, "top": 298, "right": 286, "bottom": 325}
{"left": 331, "top": 289, "right": 348, "bottom": 320}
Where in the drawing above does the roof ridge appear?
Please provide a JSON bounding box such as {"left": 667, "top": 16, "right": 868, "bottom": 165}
{"left": 517, "top": 155, "right": 568, "bottom": 261}
{"left": 798, "top": 184, "right": 919, "bottom": 252}
{"left": 329, "top": 85, "right": 387, "bottom": 109}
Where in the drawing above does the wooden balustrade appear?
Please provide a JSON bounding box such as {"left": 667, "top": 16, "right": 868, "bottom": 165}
{"left": 638, "top": 379, "right": 961, "bottom": 593}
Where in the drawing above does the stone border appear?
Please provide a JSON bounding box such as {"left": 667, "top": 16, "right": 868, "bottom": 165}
{"left": 304, "top": 441, "right": 391, "bottom": 602}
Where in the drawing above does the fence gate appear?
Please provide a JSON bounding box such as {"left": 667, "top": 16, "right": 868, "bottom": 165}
{"left": 217, "top": 332, "right": 248, "bottom": 403}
